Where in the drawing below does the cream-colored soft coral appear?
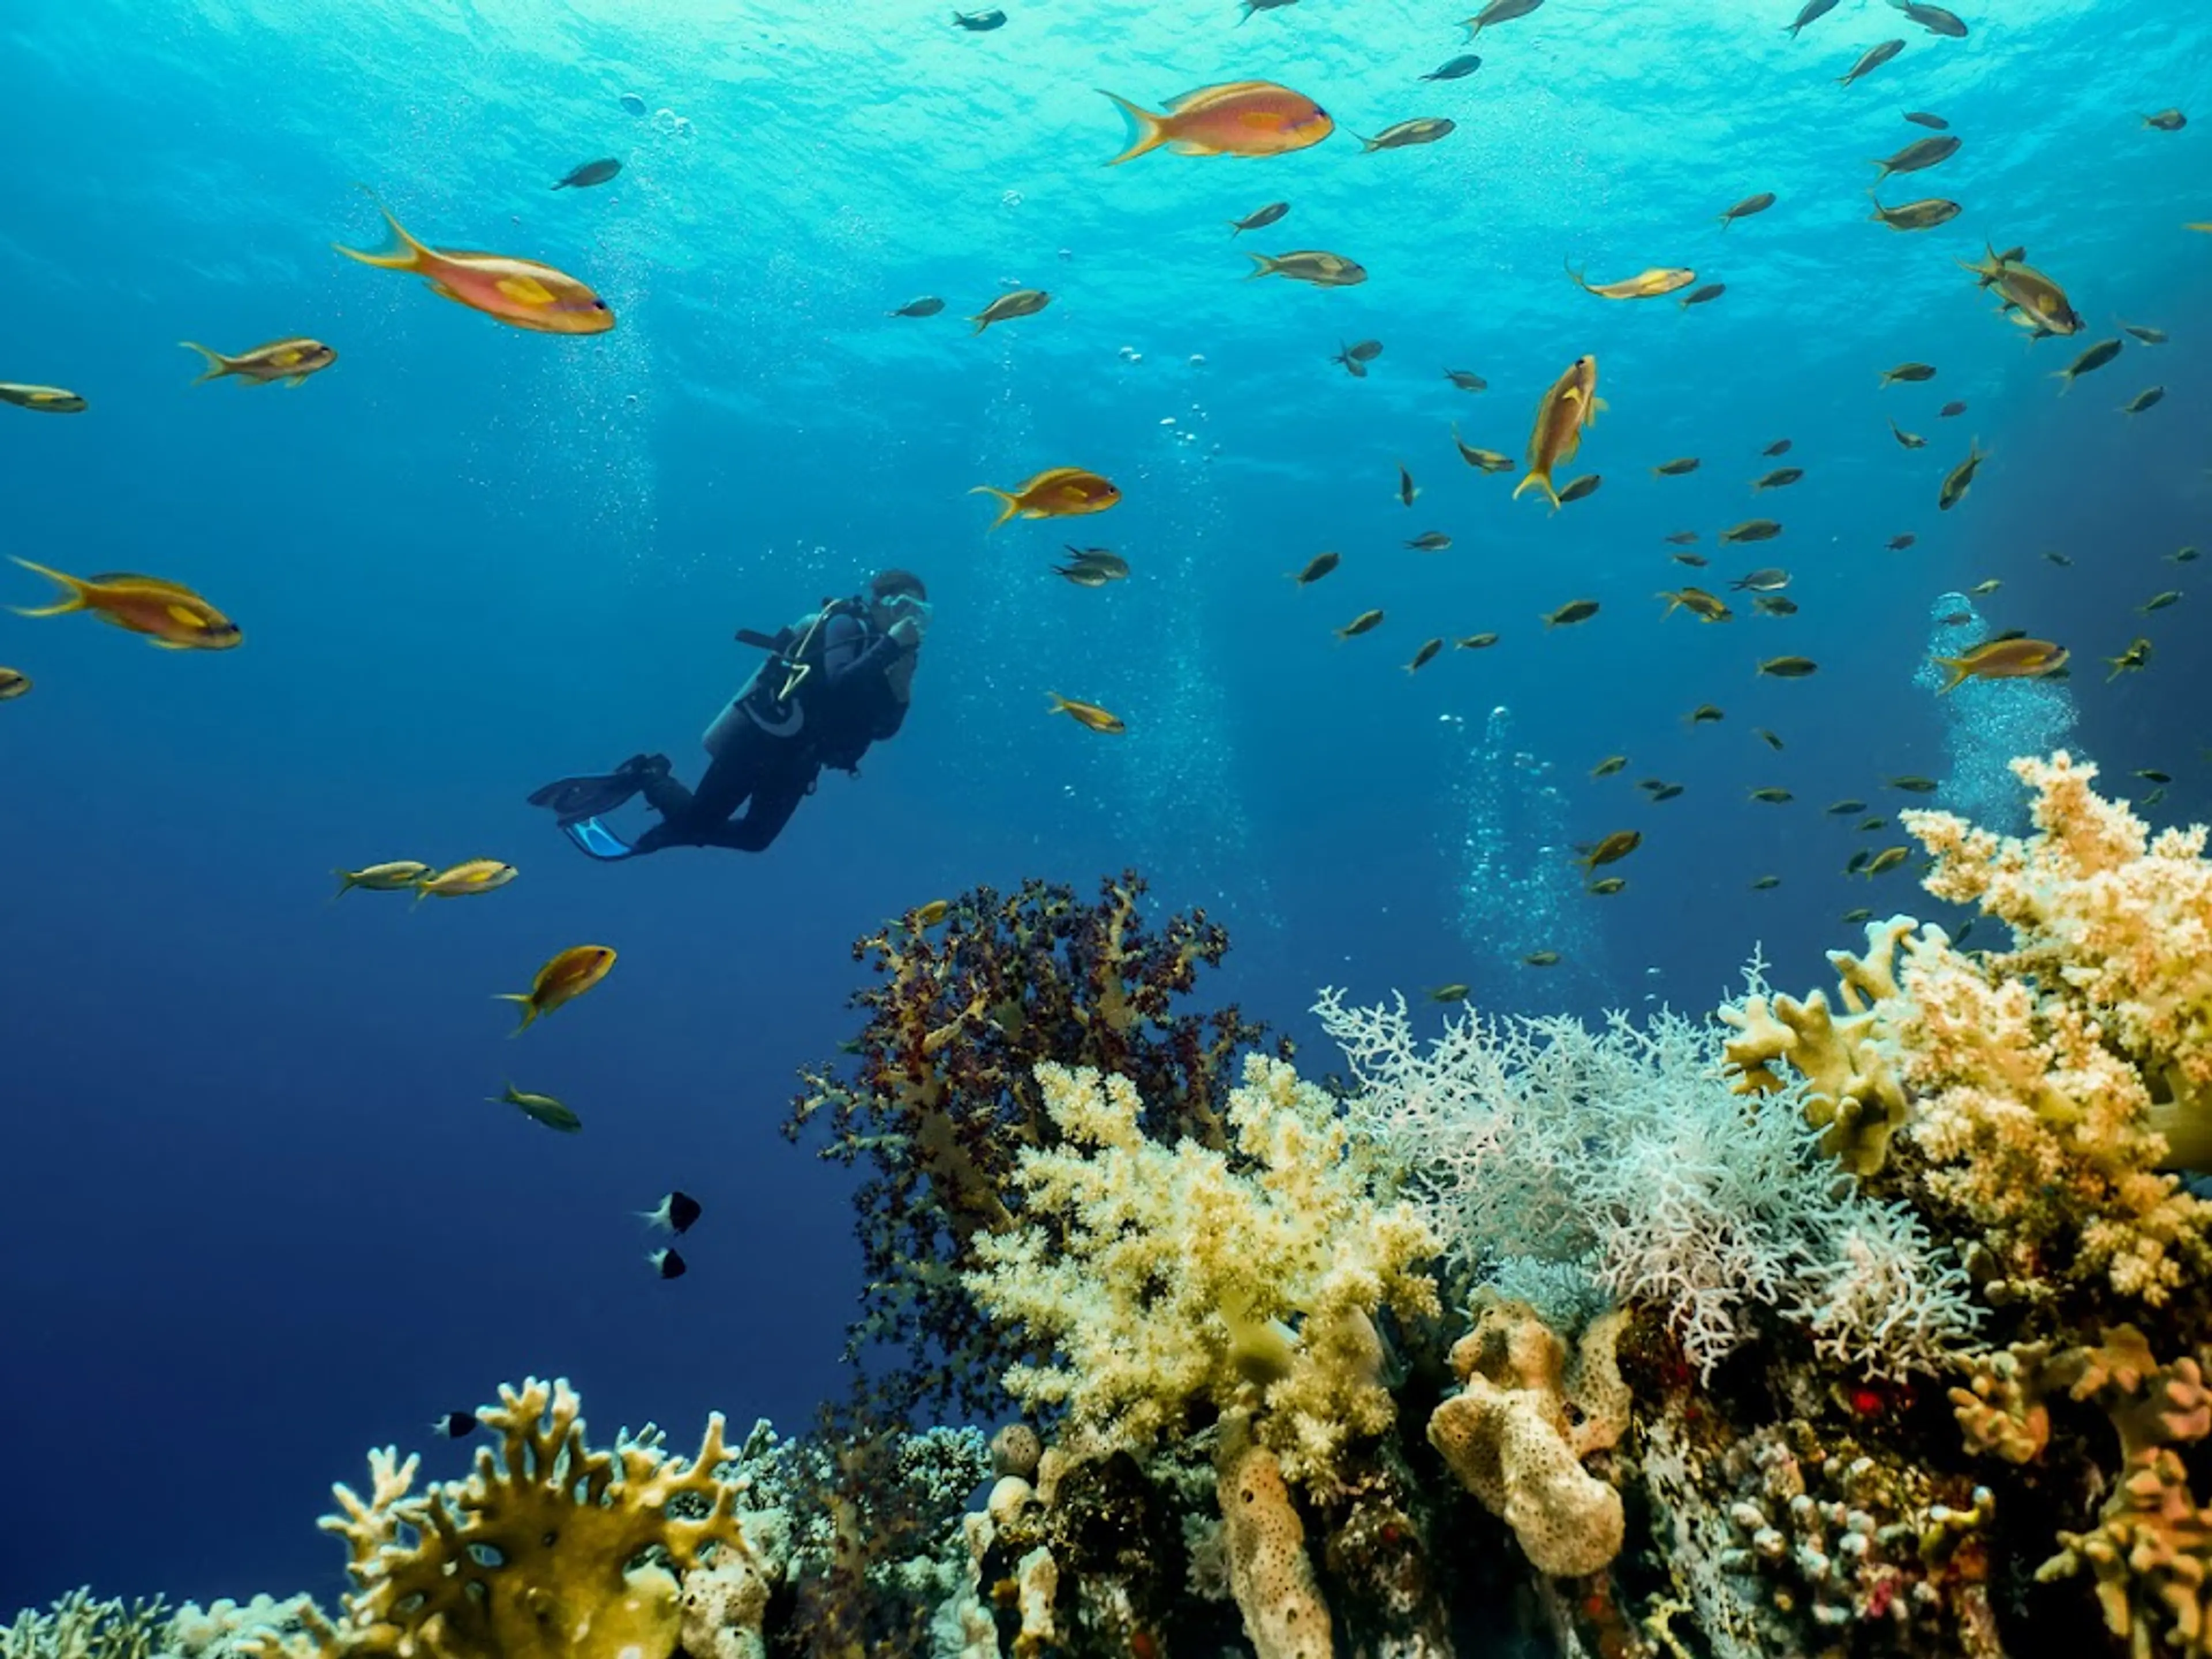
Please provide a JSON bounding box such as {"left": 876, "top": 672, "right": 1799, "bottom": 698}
{"left": 1904, "top": 751, "right": 2212, "bottom": 1165}
{"left": 247, "top": 1378, "right": 761, "bottom": 1659}
{"left": 964, "top": 1054, "right": 1440, "bottom": 1491}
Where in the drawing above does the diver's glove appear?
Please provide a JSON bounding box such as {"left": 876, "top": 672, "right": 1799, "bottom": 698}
{"left": 885, "top": 596, "right": 933, "bottom": 650}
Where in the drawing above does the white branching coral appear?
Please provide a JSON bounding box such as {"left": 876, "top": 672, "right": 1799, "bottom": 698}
{"left": 963, "top": 1054, "right": 1440, "bottom": 1491}
{"left": 1323, "top": 992, "right": 1979, "bottom": 1381}
{"left": 1884, "top": 752, "right": 2212, "bottom": 1302}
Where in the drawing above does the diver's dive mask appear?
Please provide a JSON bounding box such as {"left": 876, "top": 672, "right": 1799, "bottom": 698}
{"left": 878, "top": 592, "right": 933, "bottom": 634}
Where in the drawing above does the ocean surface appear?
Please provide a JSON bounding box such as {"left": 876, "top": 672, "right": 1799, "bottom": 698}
{"left": 2, "top": 0, "right": 2207, "bottom": 1613}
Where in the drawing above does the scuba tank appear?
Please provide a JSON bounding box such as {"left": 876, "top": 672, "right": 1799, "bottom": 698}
{"left": 704, "top": 600, "right": 852, "bottom": 757}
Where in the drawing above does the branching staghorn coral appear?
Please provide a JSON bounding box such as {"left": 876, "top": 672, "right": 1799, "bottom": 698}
{"left": 963, "top": 1055, "right": 1440, "bottom": 1492}
{"left": 1322, "top": 990, "right": 1979, "bottom": 1380}
{"left": 786, "top": 872, "right": 1277, "bottom": 1414}
{"left": 246, "top": 1378, "right": 761, "bottom": 1659}
{"left": 2, "top": 1593, "right": 171, "bottom": 1659}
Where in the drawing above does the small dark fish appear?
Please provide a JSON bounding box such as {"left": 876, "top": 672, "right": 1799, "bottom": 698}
{"left": 1721, "top": 519, "right": 1783, "bottom": 544}
{"left": 1865, "top": 847, "right": 1912, "bottom": 876}
{"left": 618, "top": 92, "right": 649, "bottom": 116}
{"left": 1452, "top": 429, "right": 1514, "bottom": 472}
{"left": 1881, "top": 362, "right": 1937, "bottom": 385}
{"left": 1826, "top": 798, "right": 1868, "bottom": 815}
{"left": 1664, "top": 531, "right": 1700, "bottom": 545}
{"left": 1785, "top": 0, "right": 1839, "bottom": 37}
{"left": 1649, "top": 783, "right": 1685, "bottom": 802}
{"left": 2138, "top": 768, "right": 2173, "bottom": 785}
{"left": 2050, "top": 339, "right": 2123, "bottom": 391}
{"left": 1857, "top": 816, "right": 1887, "bottom": 832}
{"left": 1841, "top": 907, "right": 1875, "bottom": 923}
{"left": 1444, "top": 369, "right": 1488, "bottom": 391}
{"left": 1731, "top": 567, "right": 1790, "bottom": 592}
{"left": 889, "top": 296, "right": 946, "bottom": 317}
{"left": 2120, "top": 322, "right": 2169, "bottom": 345}
{"left": 1522, "top": 950, "right": 1562, "bottom": 967}
{"left": 1577, "top": 829, "right": 1642, "bottom": 871}
{"left": 2105, "top": 637, "right": 2152, "bottom": 679}
{"left": 2145, "top": 110, "right": 2188, "bottom": 132}
{"left": 1406, "top": 531, "right": 1453, "bottom": 551}
{"left": 1230, "top": 202, "right": 1291, "bottom": 236}
{"left": 1681, "top": 283, "right": 1727, "bottom": 308}
{"left": 1755, "top": 728, "right": 1785, "bottom": 751}
{"left": 1887, "top": 775, "right": 1939, "bottom": 793}
{"left": 1362, "top": 118, "right": 1457, "bottom": 151}
{"left": 552, "top": 157, "right": 622, "bottom": 190}
{"left": 649, "top": 1248, "right": 688, "bottom": 1279}
{"left": 1238, "top": 0, "right": 1298, "bottom": 18}
{"left": 1556, "top": 473, "right": 1602, "bottom": 504}
{"left": 1938, "top": 441, "right": 1989, "bottom": 511}
{"left": 2043, "top": 549, "right": 2073, "bottom": 566}
{"left": 1428, "top": 983, "right": 1474, "bottom": 1002}
{"left": 1762, "top": 439, "right": 1793, "bottom": 457}
{"left": 1753, "top": 594, "right": 1799, "bottom": 616}
{"left": 1846, "top": 850, "right": 1872, "bottom": 874}
{"left": 1887, "top": 533, "right": 1916, "bottom": 550}
{"left": 1422, "top": 54, "right": 1484, "bottom": 80}
{"left": 1291, "top": 551, "right": 1341, "bottom": 585}
{"left": 1336, "top": 608, "right": 1385, "bottom": 638}
{"left": 1398, "top": 463, "right": 1418, "bottom": 506}
{"left": 1688, "top": 703, "right": 1726, "bottom": 724}
{"left": 1749, "top": 787, "right": 1793, "bottom": 803}
{"left": 1872, "top": 135, "right": 1960, "bottom": 179}
{"left": 2142, "top": 590, "right": 2183, "bottom": 613}
{"left": 1672, "top": 552, "right": 1710, "bottom": 567}
{"left": 970, "top": 289, "right": 1052, "bottom": 333}
{"left": 2170, "top": 546, "right": 2199, "bottom": 564}
{"left": 1653, "top": 457, "right": 1702, "bottom": 476}
{"left": 431, "top": 1411, "right": 480, "bottom": 1438}
{"left": 1753, "top": 467, "right": 1804, "bottom": 491}
{"left": 1405, "top": 637, "right": 1445, "bottom": 673}
{"left": 1757, "top": 656, "right": 1819, "bottom": 678}
{"left": 1890, "top": 0, "right": 1967, "bottom": 39}
{"left": 1592, "top": 754, "right": 1628, "bottom": 777}
{"left": 642, "top": 1190, "right": 703, "bottom": 1234}
{"left": 952, "top": 7, "right": 1006, "bottom": 28}
{"left": 1340, "top": 338, "right": 1384, "bottom": 363}
{"left": 1719, "top": 192, "right": 1777, "bottom": 228}
{"left": 1544, "top": 598, "right": 1601, "bottom": 627}
{"left": 1063, "top": 547, "right": 1129, "bottom": 578}
{"left": 1890, "top": 419, "right": 1927, "bottom": 449}
{"left": 1839, "top": 39, "right": 1907, "bottom": 87}
{"left": 1904, "top": 110, "right": 1949, "bottom": 129}
{"left": 1750, "top": 876, "right": 1782, "bottom": 891}
{"left": 1588, "top": 877, "right": 1627, "bottom": 896}
{"left": 1457, "top": 631, "right": 1500, "bottom": 649}
{"left": 1465, "top": 0, "right": 1545, "bottom": 36}
{"left": 2121, "top": 387, "right": 2165, "bottom": 414}
{"left": 1938, "top": 400, "right": 1967, "bottom": 417}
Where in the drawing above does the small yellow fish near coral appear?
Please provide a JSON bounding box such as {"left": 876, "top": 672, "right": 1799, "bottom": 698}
{"left": 974, "top": 467, "right": 1122, "bottom": 528}
{"left": 180, "top": 338, "right": 338, "bottom": 387}
{"left": 9, "top": 559, "right": 241, "bottom": 650}
{"left": 497, "top": 944, "right": 617, "bottom": 1033}
{"left": 333, "top": 860, "right": 434, "bottom": 897}
{"left": 412, "top": 858, "right": 517, "bottom": 906}
{"left": 1046, "top": 693, "right": 1126, "bottom": 734}
{"left": 1565, "top": 262, "right": 1695, "bottom": 300}
{"left": 334, "top": 198, "right": 613, "bottom": 335}
{"left": 0, "top": 382, "right": 88, "bottom": 414}
{"left": 1513, "top": 354, "right": 1602, "bottom": 509}
{"left": 1099, "top": 81, "right": 1334, "bottom": 164}
{"left": 1930, "top": 638, "right": 2068, "bottom": 692}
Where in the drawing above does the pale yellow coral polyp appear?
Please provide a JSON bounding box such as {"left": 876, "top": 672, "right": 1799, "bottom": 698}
{"left": 253, "top": 1379, "right": 756, "bottom": 1659}
{"left": 965, "top": 1055, "right": 1440, "bottom": 1490}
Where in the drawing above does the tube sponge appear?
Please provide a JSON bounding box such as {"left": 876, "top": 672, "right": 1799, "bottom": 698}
{"left": 1217, "top": 1418, "right": 1333, "bottom": 1659}
{"left": 1426, "top": 1294, "right": 1628, "bottom": 1578}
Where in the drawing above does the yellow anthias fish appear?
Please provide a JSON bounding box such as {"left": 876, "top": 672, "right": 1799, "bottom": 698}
{"left": 9, "top": 559, "right": 241, "bottom": 650}
{"left": 497, "top": 944, "right": 617, "bottom": 1033}
{"left": 1099, "top": 81, "right": 1334, "bottom": 165}
{"left": 1565, "top": 262, "right": 1695, "bottom": 300}
{"left": 180, "top": 338, "right": 339, "bottom": 387}
{"left": 972, "top": 467, "right": 1122, "bottom": 529}
{"left": 334, "top": 199, "right": 614, "bottom": 335}
{"left": 1930, "top": 638, "right": 2068, "bottom": 693}
{"left": 332, "top": 860, "right": 434, "bottom": 897}
{"left": 1046, "top": 693, "right": 1127, "bottom": 734}
{"left": 412, "top": 858, "right": 518, "bottom": 906}
{"left": 1513, "top": 355, "right": 1603, "bottom": 509}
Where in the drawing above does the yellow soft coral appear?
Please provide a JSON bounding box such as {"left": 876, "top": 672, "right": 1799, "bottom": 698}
{"left": 964, "top": 1054, "right": 1440, "bottom": 1491}
{"left": 251, "top": 1378, "right": 758, "bottom": 1659}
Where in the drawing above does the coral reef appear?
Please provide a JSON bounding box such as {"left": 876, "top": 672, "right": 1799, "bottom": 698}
{"left": 247, "top": 1378, "right": 761, "bottom": 1659}
{"left": 785, "top": 872, "right": 1279, "bottom": 1414}
{"left": 3, "top": 1594, "right": 173, "bottom": 1659}
{"left": 964, "top": 1054, "right": 1440, "bottom": 1490}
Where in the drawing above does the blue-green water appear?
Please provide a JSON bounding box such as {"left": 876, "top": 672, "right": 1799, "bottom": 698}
{"left": 1, "top": 0, "right": 2205, "bottom": 1609}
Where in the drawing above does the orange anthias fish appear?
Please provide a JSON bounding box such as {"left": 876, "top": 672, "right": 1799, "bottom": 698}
{"left": 497, "top": 944, "right": 617, "bottom": 1033}
{"left": 334, "top": 200, "right": 614, "bottom": 335}
{"left": 9, "top": 558, "right": 242, "bottom": 650}
{"left": 972, "top": 467, "right": 1122, "bottom": 529}
{"left": 1512, "top": 355, "right": 1604, "bottom": 509}
{"left": 1099, "top": 81, "right": 1334, "bottom": 164}
{"left": 1930, "top": 637, "right": 2068, "bottom": 693}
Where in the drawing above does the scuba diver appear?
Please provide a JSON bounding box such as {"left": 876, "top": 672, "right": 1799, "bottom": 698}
{"left": 529, "top": 569, "right": 929, "bottom": 859}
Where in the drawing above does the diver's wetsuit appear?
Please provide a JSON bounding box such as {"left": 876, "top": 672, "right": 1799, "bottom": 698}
{"left": 629, "top": 605, "right": 914, "bottom": 855}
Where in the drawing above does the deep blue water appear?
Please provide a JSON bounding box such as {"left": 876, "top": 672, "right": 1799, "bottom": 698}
{"left": 3, "top": 0, "right": 2209, "bottom": 1613}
